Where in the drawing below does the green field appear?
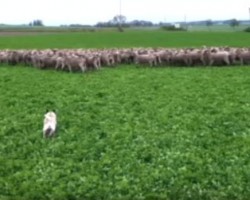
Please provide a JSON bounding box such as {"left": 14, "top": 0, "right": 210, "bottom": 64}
{"left": 1, "top": 30, "right": 250, "bottom": 199}
{"left": 0, "top": 29, "right": 250, "bottom": 49}
{"left": 188, "top": 24, "right": 250, "bottom": 32}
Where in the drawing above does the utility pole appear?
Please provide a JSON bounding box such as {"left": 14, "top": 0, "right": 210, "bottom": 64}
{"left": 184, "top": 14, "right": 187, "bottom": 30}
{"left": 249, "top": 8, "right": 250, "bottom": 23}
{"left": 119, "top": 0, "right": 122, "bottom": 17}
{"left": 118, "top": 0, "right": 123, "bottom": 31}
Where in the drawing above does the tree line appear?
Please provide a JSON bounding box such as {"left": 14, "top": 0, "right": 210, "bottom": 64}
{"left": 96, "top": 15, "right": 154, "bottom": 28}
{"left": 96, "top": 16, "right": 243, "bottom": 29}
{"left": 27, "top": 17, "right": 244, "bottom": 29}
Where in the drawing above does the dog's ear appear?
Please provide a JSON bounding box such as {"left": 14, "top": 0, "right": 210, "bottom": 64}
{"left": 52, "top": 109, "right": 56, "bottom": 113}
{"left": 45, "top": 109, "right": 49, "bottom": 113}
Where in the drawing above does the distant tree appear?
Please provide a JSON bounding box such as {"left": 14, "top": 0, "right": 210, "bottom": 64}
{"left": 96, "top": 19, "right": 155, "bottom": 28}
{"left": 30, "top": 19, "right": 44, "bottom": 26}
{"left": 130, "top": 20, "right": 153, "bottom": 27}
{"left": 112, "top": 15, "right": 126, "bottom": 25}
{"left": 206, "top": 19, "right": 213, "bottom": 31}
{"left": 112, "top": 15, "right": 126, "bottom": 32}
{"left": 229, "top": 19, "right": 239, "bottom": 29}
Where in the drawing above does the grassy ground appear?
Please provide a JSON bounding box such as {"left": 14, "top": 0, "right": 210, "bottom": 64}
{"left": 0, "top": 29, "right": 250, "bottom": 49}
{"left": 1, "top": 65, "right": 250, "bottom": 199}
{"left": 1, "top": 29, "right": 250, "bottom": 199}
{"left": 188, "top": 24, "right": 249, "bottom": 32}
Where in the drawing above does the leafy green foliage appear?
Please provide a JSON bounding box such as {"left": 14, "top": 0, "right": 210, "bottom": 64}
{"left": 1, "top": 65, "right": 250, "bottom": 199}
{"left": 244, "top": 27, "right": 250, "bottom": 32}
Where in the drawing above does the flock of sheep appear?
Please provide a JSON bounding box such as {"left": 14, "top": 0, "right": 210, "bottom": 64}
{"left": 0, "top": 46, "right": 250, "bottom": 72}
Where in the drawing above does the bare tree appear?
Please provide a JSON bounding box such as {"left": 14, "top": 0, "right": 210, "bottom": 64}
{"left": 112, "top": 15, "right": 126, "bottom": 31}
{"left": 113, "top": 15, "right": 126, "bottom": 24}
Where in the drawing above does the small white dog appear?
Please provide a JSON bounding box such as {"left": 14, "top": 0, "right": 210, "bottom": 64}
{"left": 43, "top": 110, "right": 57, "bottom": 138}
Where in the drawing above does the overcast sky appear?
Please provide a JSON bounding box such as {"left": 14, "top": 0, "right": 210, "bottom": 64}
{"left": 1, "top": 0, "right": 250, "bottom": 25}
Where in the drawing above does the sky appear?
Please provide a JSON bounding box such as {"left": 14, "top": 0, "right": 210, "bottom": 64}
{"left": 0, "top": 0, "right": 250, "bottom": 26}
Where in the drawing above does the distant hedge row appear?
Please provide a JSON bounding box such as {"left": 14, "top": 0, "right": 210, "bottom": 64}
{"left": 244, "top": 27, "right": 250, "bottom": 32}
{"left": 161, "top": 25, "right": 186, "bottom": 31}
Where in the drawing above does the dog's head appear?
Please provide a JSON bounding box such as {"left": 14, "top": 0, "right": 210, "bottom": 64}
{"left": 44, "top": 110, "right": 57, "bottom": 121}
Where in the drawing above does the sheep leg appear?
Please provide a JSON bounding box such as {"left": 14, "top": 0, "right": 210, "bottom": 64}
{"left": 55, "top": 62, "right": 60, "bottom": 70}
{"left": 79, "top": 63, "right": 86, "bottom": 72}
{"left": 67, "top": 64, "right": 72, "bottom": 72}
{"left": 209, "top": 59, "right": 214, "bottom": 66}
{"left": 224, "top": 58, "right": 230, "bottom": 65}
